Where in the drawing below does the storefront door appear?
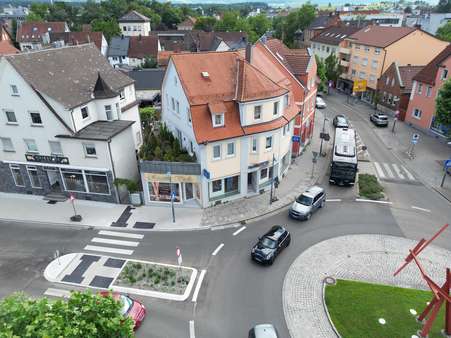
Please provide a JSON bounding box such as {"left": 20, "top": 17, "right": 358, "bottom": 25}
{"left": 185, "top": 182, "right": 194, "bottom": 200}
{"left": 46, "top": 169, "right": 62, "bottom": 192}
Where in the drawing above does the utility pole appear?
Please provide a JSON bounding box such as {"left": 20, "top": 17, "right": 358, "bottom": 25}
{"left": 167, "top": 171, "right": 175, "bottom": 223}
{"left": 269, "top": 154, "right": 275, "bottom": 205}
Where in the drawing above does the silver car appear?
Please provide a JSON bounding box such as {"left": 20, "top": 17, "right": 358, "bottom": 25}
{"left": 289, "top": 186, "right": 326, "bottom": 220}
{"left": 249, "top": 324, "right": 279, "bottom": 338}
{"left": 370, "top": 113, "right": 389, "bottom": 127}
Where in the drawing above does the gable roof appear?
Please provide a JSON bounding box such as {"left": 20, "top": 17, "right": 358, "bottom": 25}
{"left": 127, "top": 69, "right": 165, "bottom": 90}
{"left": 128, "top": 35, "right": 158, "bottom": 58}
{"left": 17, "top": 21, "right": 67, "bottom": 43}
{"left": 178, "top": 17, "right": 197, "bottom": 27}
{"left": 397, "top": 65, "right": 424, "bottom": 92}
{"left": 311, "top": 25, "right": 361, "bottom": 46}
{"left": 348, "top": 25, "right": 416, "bottom": 48}
{"left": 264, "top": 38, "right": 311, "bottom": 76}
{"left": 119, "top": 10, "right": 150, "bottom": 23}
{"left": 108, "top": 36, "right": 130, "bottom": 57}
{"left": 49, "top": 32, "right": 104, "bottom": 50}
{"left": 6, "top": 44, "right": 133, "bottom": 109}
{"left": 0, "top": 40, "right": 19, "bottom": 55}
{"left": 413, "top": 44, "right": 451, "bottom": 85}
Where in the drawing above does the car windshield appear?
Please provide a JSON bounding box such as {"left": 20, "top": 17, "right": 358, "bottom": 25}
{"left": 261, "top": 237, "right": 277, "bottom": 249}
{"left": 296, "top": 194, "right": 313, "bottom": 206}
{"left": 120, "top": 295, "right": 133, "bottom": 315}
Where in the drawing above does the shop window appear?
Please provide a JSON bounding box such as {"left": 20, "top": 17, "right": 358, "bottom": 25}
{"left": 86, "top": 171, "right": 109, "bottom": 194}
{"left": 10, "top": 165, "right": 24, "bottom": 187}
{"left": 261, "top": 168, "right": 268, "bottom": 180}
{"left": 62, "top": 169, "right": 86, "bottom": 192}
{"left": 5, "top": 110, "right": 17, "bottom": 124}
{"left": 212, "top": 179, "right": 222, "bottom": 193}
{"left": 224, "top": 176, "right": 239, "bottom": 193}
{"left": 149, "top": 182, "right": 180, "bottom": 202}
{"left": 27, "top": 166, "right": 42, "bottom": 188}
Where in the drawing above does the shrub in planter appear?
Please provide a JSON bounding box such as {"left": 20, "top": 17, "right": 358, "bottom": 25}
{"left": 359, "top": 174, "right": 384, "bottom": 200}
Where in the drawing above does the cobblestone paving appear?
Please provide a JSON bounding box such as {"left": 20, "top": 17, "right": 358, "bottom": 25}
{"left": 283, "top": 234, "right": 451, "bottom": 338}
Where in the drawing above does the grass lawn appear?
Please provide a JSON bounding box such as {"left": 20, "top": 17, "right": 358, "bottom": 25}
{"left": 325, "top": 279, "right": 446, "bottom": 338}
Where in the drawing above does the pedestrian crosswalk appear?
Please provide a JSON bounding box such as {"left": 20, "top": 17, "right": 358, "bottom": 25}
{"left": 373, "top": 162, "right": 416, "bottom": 183}
{"left": 83, "top": 230, "right": 144, "bottom": 256}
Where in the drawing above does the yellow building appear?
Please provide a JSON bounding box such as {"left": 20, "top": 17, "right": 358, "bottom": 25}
{"left": 338, "top": 26, "right": 448, "bottom": 102}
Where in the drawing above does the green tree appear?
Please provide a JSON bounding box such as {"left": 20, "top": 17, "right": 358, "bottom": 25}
{"left": 436, "top": 0, "right": 451, "bottom": 13}
{"left": 436, "top": 21, "right": 451, "bottom": 42}
{"left": 194, "top": 16, "right": 217, "bottom": 32}
{"left": 214, "top": 11, "right": 239, "bottom": 31}
{"left": 324, "top": 53, "right": 342, "bottom": 83}
{"left": 404, "top": 6, "right": 413, "bottom": 13}
{"left": 142, "top": 56, "right": 158, "bottom": 68}
{"left": 0, "top": 291, "right": 134, "bottom": 337}
{"left": 160, "top": 3, "right": 182, "bottom": 29}
{"left": 248, "top": 14, "right": 271, "bottom": 38}
{"left": 435, "top": 78, "right": 451, "bottom": 135}
{"left": 315, "top": 55, "right": 327, "bottom": 92}
{"left": 282, "top": 4, "right": 316, "bottom": 47}
{"left": 25, "top": 12, "right": 45, "bottom": 22}
{"left": 91, "top": 18, "right": 121, "bottom": 42}
{"left": 29, "top": 3, "right": 49, "bottom": 20}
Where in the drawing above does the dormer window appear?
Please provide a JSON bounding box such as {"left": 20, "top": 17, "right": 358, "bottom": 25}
{"left": 254, "top": 105, "right": 262, "bottom": 120}
{"left": 213, "top": 113, "right": 224, "bottom": 127}
{"left": 273, "top": 101, "right": 279, "bottom": 116}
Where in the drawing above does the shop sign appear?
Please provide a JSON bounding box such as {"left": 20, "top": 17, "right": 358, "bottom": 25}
{"left": 353, "top": 80, "right": 367, "bottom": 92}
{"left": 25, "top": 153, "right": 69, "bottom": 165}
{"left": 143, "top": 172, "right": 199, "bottom": 183}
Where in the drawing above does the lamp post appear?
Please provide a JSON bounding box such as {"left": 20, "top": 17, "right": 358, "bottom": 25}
{"left": 269, "top": 154, "right": 276, "bottom": 205}
{"left": 319, "top": 117, "right": 329, "bottom": 157}
{"left": 167, "top": 171, "right": 175, "bottom": 223}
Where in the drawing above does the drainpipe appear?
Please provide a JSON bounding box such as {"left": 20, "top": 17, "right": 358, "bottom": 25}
{"left": 107, "top": 140, "right": 120, "bottom": 203}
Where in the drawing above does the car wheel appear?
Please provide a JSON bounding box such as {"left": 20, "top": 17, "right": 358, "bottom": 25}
{"left": 268, "top": 257, "right": 274, "bottom": 265}
{"left": 306, "top": 213, "right": 312, "bottom": 220}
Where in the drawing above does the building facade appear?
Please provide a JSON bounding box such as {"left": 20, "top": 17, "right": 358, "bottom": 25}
{"left": 16, "top": 21, "right": 69, "bottom": 51}
{"left": 0, "top": 45, "right": 142, "bottom": 203}
{"left": 118, "top": 11, "right": 151, "bottom": 37}
{"left": 108, "top": 35, "right": 159, "bottom": 69}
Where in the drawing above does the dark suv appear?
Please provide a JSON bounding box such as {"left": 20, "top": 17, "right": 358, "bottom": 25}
{"left": 333, "top": 115, "right": 349, "bottom": 128}
{"left": 251, "top": 225, "right": 291, "bottom": 265}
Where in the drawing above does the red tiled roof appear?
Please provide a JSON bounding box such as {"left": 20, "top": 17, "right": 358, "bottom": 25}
{"left": 0, "top": 40, "right": 19, "bottom": 55}
{"left": 264, "top": 38, "right": 311, "bottom": 75}
{"left": 17, "top": 22, "right": 67, "bottom": 43}
{"left": 49, "top": 32, "right": 104, "bottom": 50}
{"left": 178, "top": 17, "right": 197, "bottom": 27}
{"left": 413, "top": 44, "right": 451, "bottom": 85}
{"left": 208, "top": 101, "right": 227, "bottom": 114}
{"left": 348, "top": 25, "right": 416, "bottom": 48}
{"left": 128, "top": 35, "right": 158, "bottom": 59}
{"left": 398, "top": 65, "right": 424, "bottom": 92}
{"left": 311, "top": 25, "right": 361, "bottom": 46}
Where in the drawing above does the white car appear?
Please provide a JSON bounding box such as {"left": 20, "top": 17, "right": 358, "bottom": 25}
{"left": 316, "top": 96, "right": 327, "bottom": 109}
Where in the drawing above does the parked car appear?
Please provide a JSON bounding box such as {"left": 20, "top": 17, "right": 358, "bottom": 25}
{"left": 251, "top": 225, "right": 291, "bottom": 265}
{"left": 332, "top": 114, "right": 349, "bottom": 128}
{"left": 316, "top": 96, "right": 327, "bottom": 109}
{"left": 370, "top": 112, "right": 389, "bottom": 127}
{"left": 289, "top": 186, "right": 326, "bottom": 220}
{"left": 249, "top": 324, "right": 279, "bottom": 338}
{"left": 99, "top": 291, "right": 146, "bottom": 330}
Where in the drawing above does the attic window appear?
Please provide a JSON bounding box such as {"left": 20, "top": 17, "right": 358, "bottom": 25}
{"left": 201, "top": 71, "right": 209, "bottom": 78}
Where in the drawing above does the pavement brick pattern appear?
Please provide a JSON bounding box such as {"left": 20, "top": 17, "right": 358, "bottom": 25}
{"left": 283, "top": 234, "right": 451, "bottom": 338}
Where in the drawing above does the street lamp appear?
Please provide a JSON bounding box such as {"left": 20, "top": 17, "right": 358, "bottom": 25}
{"left": 167, "top": 171, "right": 175, "bottom": 223}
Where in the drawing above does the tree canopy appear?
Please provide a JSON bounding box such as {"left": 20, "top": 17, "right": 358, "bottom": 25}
{"left": 276, "top": 4, "right": 316, "bottom": 47}
{"left": 436, "top": 21, "right": 451, "bottom": 42}
{"left": 435, "top": 78, "right": 451, "bottom": 135}
{"left": 435, "top": 0, "right": 451, "bottom": 13}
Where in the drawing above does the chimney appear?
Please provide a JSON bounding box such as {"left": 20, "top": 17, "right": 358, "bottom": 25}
{"left": 414, "top": 23, "right": 421, "bottom": 29}
{"left": 245, "top": 43, "right": 252, "bottom": 63}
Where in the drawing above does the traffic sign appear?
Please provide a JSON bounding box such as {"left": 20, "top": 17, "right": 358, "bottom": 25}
{"left": 353, "top": 80, "right": 367, "bottom": 92}
{"left": 312, "top": 151, "right": 318, "bottom": 159}
{"left": 176, "top": 247, "right": 182, "bottom": 266}
{"left": 202, "top": 169, "right": 210, "bottom": 180}
{"left": 445, "top": 159, "right": 451, "bottom": 169}
{"left": 171, "top": 191, "right": 176, "bottom": 201}
{"left": 411, "top": 133, "right": 420, "bottom": 144}
{"left": 292, "top": 135, "right": 301, "bottom": 143}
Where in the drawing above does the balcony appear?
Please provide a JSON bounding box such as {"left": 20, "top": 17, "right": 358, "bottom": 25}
{"left": 340, "top": 60, "right": 349, "bottom": 67}
{"left": 339, "top": 47, "right": 350, "bottom": 54}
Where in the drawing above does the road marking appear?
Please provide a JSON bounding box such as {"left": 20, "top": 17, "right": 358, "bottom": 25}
{"left": 401, "top": 166, "right": 415, "bottom": 180}
{"left": 211, "top": 243, "right": 224, "bottom": 256}
{"left": 411, "top": 206, "right": 431, "bottom": 213}
{"left": 233, "top": 226, "right": 246, "bottom": 236}
{"left": 98, "top": 230, "right": 144, "bottom": 239}
{"left": 326, "top": 198, "right": 342, "bottom": 202}
{"left": 44, "top": 288, "right": 71, "bottom": 298}
{"left": 84, "top": 245, "right": 133, "bottom": 255}
{"left": 355, "top": 199, "right": 393, "bottom": 205}
{"left": 374, "top": 162, "right": 386, "bottom": 179}
{"left": 91, "top": 237, "right": 139, "bottom": 247}
{"left": 392, "top": 163, "right": 405, "bottom": 180}
{"left": 189, "top": 320, "right": 195, "bottom": 338}
{"left": 192, "top": 269, "right": 207, "bottom": 302}
{"left": 383, "top": 163, "right": 395, "bottom": 178}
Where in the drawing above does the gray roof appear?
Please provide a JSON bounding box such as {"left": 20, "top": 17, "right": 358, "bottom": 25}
{"left": 56, "top": 120, "right": 135, "bottom": 141}
{"left": 127, "top": 69, "right": 165, "bottom": 91}
{"left": 119, "top": 10, "right": 150, "bottom": 23}
{"left": 139, "top": 160, "right": 201, "bottom": 175}
{"left": 108, "top": 36, "right": 130, "bottom": 57}
{"left": 6, "top": 44, "right": 134, "bottom": 109}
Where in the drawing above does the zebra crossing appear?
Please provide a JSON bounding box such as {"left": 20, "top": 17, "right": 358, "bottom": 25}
{"left": 84, "top": 230, "right": 144, "bottom": 256}
{"left": 373, "top": 162, "right": 417, "bottom": 183}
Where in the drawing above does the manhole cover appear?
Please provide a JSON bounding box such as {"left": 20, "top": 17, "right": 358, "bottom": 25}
{"left": 324, "top": 276, "right": 336, "bottom": 285}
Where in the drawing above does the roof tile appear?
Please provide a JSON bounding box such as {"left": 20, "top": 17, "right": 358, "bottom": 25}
{"left": 413, "top": 44, "right": 451, "bottom": 85}
{"left": 348, "top": 25, "right": 416, "bottom": 48}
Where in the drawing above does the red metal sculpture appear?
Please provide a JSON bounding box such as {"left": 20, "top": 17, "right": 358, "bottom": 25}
{"left": 394, "top": 223, "right": 451, "bottom": 337}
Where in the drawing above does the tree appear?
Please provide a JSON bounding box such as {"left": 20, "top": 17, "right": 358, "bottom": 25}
{"left": 142, "top": 56, "right": 158, "bottom": 68}
{"left": 91, "top": 18, "right": 121, "bottom": 42}
{"left": 194, "top": 16, "right": 217, "bottom": 32}
{"left": 282, "top": 4, "right": 315, "bottom": 47}
{"left": 214, "top": 11, "right": 239, "bottom": 31}
{"left": 436, "top": 21, "right": 451, "bottom": 42}
{"left": 25, "top": 12, "right": 44, "bottom": 22}
{"left": 315, "top": 55, "right": 327, "bottom": 92}
{"left": 324, "top": 53, "right": 342, "bottom": 83}
{"left": 436, "top": 0, "right": 451, "bottom": 13}
{"left": 248, "top": 14, "right": 271, "bottom": 38}
{"left": 404, "top": 6, "right": 413, "bottom": 13}
{"left": 435, "top": 78, "right": 451, "bottom": 135}
{"left": 0, "top": 291, "right": 134, "bottom": 337}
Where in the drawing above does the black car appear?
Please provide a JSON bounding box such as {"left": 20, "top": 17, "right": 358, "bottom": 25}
{"left": 251, "top": 225, "right": 291, "bottom": 265}
{"left": 333, "top": 115, "right": 349, "bottom": 128}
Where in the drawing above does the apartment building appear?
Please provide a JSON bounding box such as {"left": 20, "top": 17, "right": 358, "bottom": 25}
{"left": 16, "top": 21, "right": 69, "bottom": 51}
{"left": 119, "top": 11, "right": 151, "bottom": 37}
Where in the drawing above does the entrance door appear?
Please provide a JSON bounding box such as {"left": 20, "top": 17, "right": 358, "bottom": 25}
{"left": 46, "top": 169, "right": 62, "bottom": 192}
{"left": 185, "top": 182, "right": 194, "bottom": 200}
{"left": 247, "top": 172, "right": 257, "bottom": 193}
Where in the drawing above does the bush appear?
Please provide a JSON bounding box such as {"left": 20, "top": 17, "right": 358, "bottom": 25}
{"left": 358, "top": 174, "right": 384, "bottom": 200}
{"left": 114, "top": 178, "right": 140, "bottom": 193}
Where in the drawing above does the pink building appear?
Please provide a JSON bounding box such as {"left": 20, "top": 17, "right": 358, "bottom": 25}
{"left": 405, "top": 44, "right": 451, "bottom": 137}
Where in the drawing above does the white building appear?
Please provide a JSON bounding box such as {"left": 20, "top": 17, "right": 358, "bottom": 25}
{"left": 310, "top": 25, "right": 361, "bottom": 61}
{"left": 16, "top": 21, "right": 70, "bottom": 51}
{"left": 339, "top": 12, "right": 404, "bottom": 27}
{"left": 119, "top": 10, "right": 151, "bottom": 37}
{"left": 0, "top": 44, "right": 142, "bottom": 203}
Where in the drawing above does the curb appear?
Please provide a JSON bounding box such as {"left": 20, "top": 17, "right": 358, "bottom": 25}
{"left": 322, "top": 280, "right": 341, "bottom": 338}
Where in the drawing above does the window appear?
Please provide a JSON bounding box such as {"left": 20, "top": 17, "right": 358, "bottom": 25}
{"left": 213, "top": 114, "right": 224, "bottom": 127}
{"left": 187, "top": 108, "right": 192, "bottom": 123}
{"left": 83, "top": 144, "right": 97, "bottom": 157}
{"left": 227, "top": 142, "right": 235, "bottom": 156}
{"left": 413, "top": 108, "right": 422, "bottom": 119}
{"left": 359, "top": 71, "right": 366, "bottom": 79}
{"left": 418, "top": 83, "right": 423, "bottom": 95}
{"left": 24, "top": 139, "right": 38, "bottom": 153}
{"left": 176, "top": 100, "right": 180, "bottom": 114}
{"left": 27, "top": 166, "right": 42, "bottom": 188}
{"left": 351, "top": 69, "right": 356, "bottom": 76}
{"left": 224, "top": 175, "right": 239, "bottom": 193}
{"left": 81, "top": 106, "right": 89, "bottom": 120}
{"left": 213, "top": 144, "right": 221, "bottom": 160}
{"left": 369, "top": 75, "right": 376, "bottom": 82}
{"left": 5, "top": 110, "right": 17, "bottom": 124}
{"left": 10, "top": 85, "right": 19, "bottom": 96}
{"left": 10, "top": 165, "right": 24, "bottom": 187}
{"left": 383, "top": 91, "right": 387, "bottom": 102}
{"left": 388, "top": 93, "right": 393, "bottom": 104}
{"left": 120, "top": 90, "right": 125, "bottom": 100}
{"left": 1, "top": 137, "right": 14, "bottom": 152}
{"left": 265, "top": 136, "right": 272, "bottom": 150}
{"left": 371, "top": 60, "right": 378, "bottom": 69}
{"left": 375, "top": 48, "right": 381, "bottom": 55}
{"left": 123, "top": 26, "right": 127, "bottom": 31}
{"left": 251, "top": 137, "right": 257, "bottom": 153}
{"left": 364, "top": 46, "right": 370, "bottom": 52}
{"left": 362, "top": 58, "right": 368, "bottom": 66}
{"left": 86, "top": 170, "right": 109, "bottom": 194}
{"left": 321, "top": 45, "right": 325, "bottom": 51}
{"left": 441, "top": 69, "right": 448, "bottom": 80}
{"left": 391, "top": 78, "right": 395, "bottom": 87}
{"left": 212, "top": 179, "right": 222, "bottom": 193}
{"left": 426, "top": 86, "right": 432, "bottom": 97}
{"left": 353, "top": 55, "right": 359, "bottom": 62}
{"left": 326, "top": 46, "right": 330, "bottom": 53}
{"left": 174, "top": 76, "right": 177, "bottom": 85}
{"left": 116, "top": 103, "right": 121, "bottom": 115}
{"left": 386, "top": 77, "right": 390, "bottom": 86}
{"left": 171, "top": 97, "right": 175, "bottom": 111}
{"left": 49, "top": 141, "right": 63, "bottom": 155}
{"left": 62, "top": 169, "right": 86, "bottom": 192}
{"left": 283, "top": 124, "right": 287, "bottom": 136}
{"left": 273, "top": 101, "right": 279, "bottom": 116}
{"left": 355, "top": 44, "right": 360, "bottom": 49}
{"left": 284, "top": 94, "right": 289, "bottom": 107}
{"left": 30, "top": 112, "right": 42, "bottom": 125}
{"left": 254, "top": 105, "right": 262, "bottom": 120}
{"left": 105, "top": 105, "right": 113, "bottom": 120}
{"left": 260, "top": 168, "right": 268, "bottom": 179}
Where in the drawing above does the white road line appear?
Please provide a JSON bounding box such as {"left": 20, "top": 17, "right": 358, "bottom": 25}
{"left": 355, "top": 199, "right": 393, "bottom": 205}
{"left": 232, "top": 226, "right": 246, "bottom": 236}
{"left": 326, "top": 198, "right": 342, "bottom": 202}
{"left": 374, "top": 162, "right": 386, "bottom": 179}
{"left": 392, "top": 163, "right": 405, "bottom": 180}
{"left": 44, "top": 288, "right": 72, "bottom": 298}
{"left": 98, "top": 230, "right": 144, "bottom": 239}
{"left": 401, "top": 166, "right": 415, "bottom": 180}
{"left": 411, "top": 206, "right": 431, "bottom": 213}
{"left": 189, "top": 320, "right": 195, "bottom": 338}
{"left": 91, "top": 237, "right": 139, "bottom": 247}
{"left": 84, "top": 245, "right": 134, "bottom": 255}
{"left": 192, "top": 269, "right": 207, "bottom": 302}
{"left": 211, "top": 243, "right": 224, "bottom": 256}
{"left": 383, "top": 163, "right": 395, "bottom": 178}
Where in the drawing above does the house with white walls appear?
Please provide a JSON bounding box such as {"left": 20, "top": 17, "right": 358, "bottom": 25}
{"left": 0, "top": 44, "right": 142, "bottom": 203}
{"left": 119, "top": 10, "right": 151, "bottom": 37}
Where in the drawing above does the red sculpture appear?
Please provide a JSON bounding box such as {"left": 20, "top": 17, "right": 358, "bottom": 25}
{"left": 394, "top": 223, "right": 451, "bottom": 337}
